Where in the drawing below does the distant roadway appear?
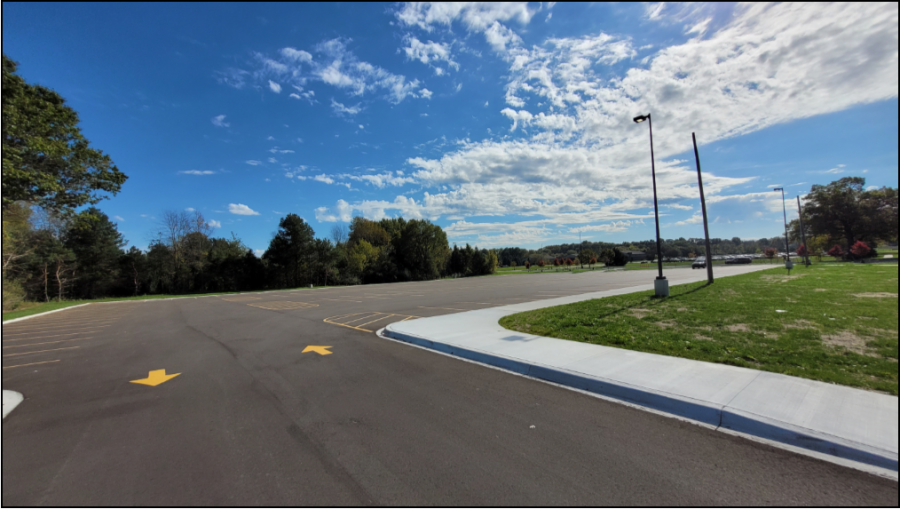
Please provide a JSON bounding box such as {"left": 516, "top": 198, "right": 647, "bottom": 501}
{"left": 3, "top": 266, "right": 897, "bottom": 505}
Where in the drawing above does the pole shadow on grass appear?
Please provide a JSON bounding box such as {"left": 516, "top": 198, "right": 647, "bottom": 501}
{"left": 591, "top": 282, "right": 712, "bottom": 321}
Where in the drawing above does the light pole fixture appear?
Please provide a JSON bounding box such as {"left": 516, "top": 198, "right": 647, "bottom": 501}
{"left": 634, "top": 113, "right": 668, "bottom": 297}
{"left": 773, "top": 187, "right": 793, "bottom": 269}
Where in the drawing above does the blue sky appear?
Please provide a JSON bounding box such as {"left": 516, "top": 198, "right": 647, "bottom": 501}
{"left": 3, "top": 2, "right": 898, "bottom": 254}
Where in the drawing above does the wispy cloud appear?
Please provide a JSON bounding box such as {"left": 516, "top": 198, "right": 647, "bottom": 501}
{"left": 211, "top": 114, "right": 230, "bottom": 127}
{"left": 228, "top": 203, "right": 260, "bottom": 216}
{"left": 113, "top": 215, "right": 125, "bottom": 222}
{"left": 331, "top": 98, "right": 362, "bottom": 116}
{"left": 245, "top": 160, "right": 263, "bottom": 166}
{"left": 179, "top": 170, "right": 216, "bottom": 175}
{"left": 268, "top": 80, "right": 282, "bottom": 93}
{"left": 208, "top": 220, "right": 222, "bottom": 228}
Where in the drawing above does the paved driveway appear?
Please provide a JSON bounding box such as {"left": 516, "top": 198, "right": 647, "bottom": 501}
{"left": 3, "top": 266, "right": 897, "bottom": 505}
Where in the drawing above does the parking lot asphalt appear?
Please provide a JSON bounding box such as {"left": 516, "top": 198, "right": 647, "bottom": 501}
{"left": 3, "top": 266, "right": 898, "bottom": 505}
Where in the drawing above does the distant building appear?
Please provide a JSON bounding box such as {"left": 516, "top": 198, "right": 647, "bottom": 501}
{"left": 624, "top": 251, "right": 647, "bottom": 261}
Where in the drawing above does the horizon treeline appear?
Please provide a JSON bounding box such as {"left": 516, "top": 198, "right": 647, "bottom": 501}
{"left": 2, "top": 207, "right": 502, "bottom": 306}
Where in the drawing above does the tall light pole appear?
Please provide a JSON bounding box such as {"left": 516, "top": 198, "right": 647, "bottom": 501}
{"left": 634, "top": 113, "right": 668, "bottom": 297}
{"left": 773, "top": 187, "right": 792, "bottom": 268}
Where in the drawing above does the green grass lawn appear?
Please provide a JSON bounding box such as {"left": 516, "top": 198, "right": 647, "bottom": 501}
{"left": 500, "top": 264, "right": 899, "bottom": 395}
{"left": 1, "top": 285, "right": 330, "bottom": 322}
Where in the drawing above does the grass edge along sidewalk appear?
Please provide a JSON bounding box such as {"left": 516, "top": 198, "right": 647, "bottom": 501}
{"left": 500, "top": 264, "right": 898, "bottom": 395}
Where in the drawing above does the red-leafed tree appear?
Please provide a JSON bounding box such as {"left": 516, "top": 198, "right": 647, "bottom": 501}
{"left": 827, "top": 244, "right": 844, "bottom": 259}
{"left": 553, "top": 257, "right": 560, "bottom": 269}
{"left": 796, "top": 244, "right": 808, "bottom": 257}
{"left": 764, "top": 247, "right": 778, "bottom": 262}
{"left": 590, "top": 256, "right": 597, "bottom": 269}
{"left": 537, "top": 259, "right": 545, "bottom": 272}
{"left": 524, "top": 260, "right": 531, "bottom": 272}
{"left": 850, "top": 241, "right": 870, "bottom": 258}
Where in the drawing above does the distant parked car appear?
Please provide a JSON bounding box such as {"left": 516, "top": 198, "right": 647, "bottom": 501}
{"left": 692, "top": 257, "right": 706, "bottom": 269}
{"left": 725, "top": 257, "right": 752, "bottom": 265}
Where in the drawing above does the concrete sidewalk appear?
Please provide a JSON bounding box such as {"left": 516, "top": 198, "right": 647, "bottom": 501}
{"left": 383, "top": 276, "right": 898, "bottom": 473}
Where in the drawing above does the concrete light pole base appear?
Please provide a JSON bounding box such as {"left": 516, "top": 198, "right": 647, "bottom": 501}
{"left": 654, "top": 277, "right": 669, "bottom": 297}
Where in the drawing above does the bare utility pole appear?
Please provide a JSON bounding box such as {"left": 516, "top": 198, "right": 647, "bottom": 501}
{"left": 692, "top": 133, "right": 714, "bottom": 284}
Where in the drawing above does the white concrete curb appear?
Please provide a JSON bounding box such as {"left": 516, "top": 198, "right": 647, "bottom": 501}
{"left": 2, "top": 303, "right": 92, "bottom": 325}
{"left": 383, "top": 267, "right": 898, "bottom": 472}
{"left": 3, "top": 390, "right": 24, "bottom": 419}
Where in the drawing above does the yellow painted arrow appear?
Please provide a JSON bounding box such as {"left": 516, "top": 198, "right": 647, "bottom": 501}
{"left": 130, "top": 369, "right": 180, "bottom": 386}
{"left": 302, "top": 345, "right": 333, "bottom": 356}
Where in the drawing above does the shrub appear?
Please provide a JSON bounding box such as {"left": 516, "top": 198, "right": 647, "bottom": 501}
{"left": 850, "top": 241, "right": 870, "bottom": 258}
{"left": 796, "top": 244, "right": 808, "bottom": 257}
{"left": 1, "top": 277, "right": 26, "bottom": 311}
{"left": 524, "top": 261, "right": 531, "bottom": 272}
{"left": 827, "top": 244, "right": 844, "bottom": 259}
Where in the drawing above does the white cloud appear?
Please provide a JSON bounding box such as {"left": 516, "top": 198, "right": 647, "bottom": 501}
{"left": 113, "top": 215, "right": 125, "bottom": 222}
{"left": 254, "top": 249, "right": 265, "bottom": 257}
{"left": 211, "top": 114, "right": 230, "bottom": 127}
{"left": 394, "top": 2, "right": 534, "bottom": 32}
{"left": 224, "top": 39, "right": 423, "bottom": 105}
{"left": 314, "top": 174, "right": 335, "bottom": 184}
{"left": 228, "top": 203, "right": 260, "bottom": 216}
{"left": 674, "top": 212, "right": 704, "bottom": 226}
{"left": 500, "top": 108, "right": 533, "bottom": 131}
{"left": 268, "top": 157, "right": 278, "bottom": 163}
{"left": 179, "top": 170, "right": 216, "bottom": 175}
{"left": 208, "top": 220, "right": 222, "bottom": 228}
{"left": 314, "top": 199, "right": 354, "bottom": 222}
{"left": 402, "top": 36, "right": 459, "bottom": 72}
{"left": 280, "top": 47, "right": 313, "bottom": 63}
{"left": 311, "top": 3, "right": 899, "bottom": 246}
{"left": 185, "top": 207, "right": 195, "bottom": 212}
{"left": 269, "top": 147, "right": 295, "bottom": 154}
{"left": 420, "top": 88, "right": 433, "bottom": 99}
{"left": 246, "top": 160, "right": 263, "bottom": 166}
{"left": 331, "top": 98, "right": 362, "bottom": 116}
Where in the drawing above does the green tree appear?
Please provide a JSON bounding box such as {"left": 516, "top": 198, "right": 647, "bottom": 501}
{"left": 119, "top": 246, "right": 147, "bottom": 296}
{"left": 2, "top": 55, "right": 127, "bottom": 213}
{"left": 64, "top": 207, "right": 125, "bottom": 298}
{"left": 804, "top": 177, "right": 898, "bottom": 252}
{"left": 263, "top": 214, "right": 317, "bottom": 288}
{"left": 579, "top": 249, "right": 596, "bottom": 269}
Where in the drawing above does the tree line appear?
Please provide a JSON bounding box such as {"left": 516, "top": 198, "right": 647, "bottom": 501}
{"left": 2, "top": 206, "right": 501, "bottom": 307}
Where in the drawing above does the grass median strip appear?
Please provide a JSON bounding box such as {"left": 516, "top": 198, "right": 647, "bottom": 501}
{"left": 500, "top": 264, "right": 898, "bottom": 395}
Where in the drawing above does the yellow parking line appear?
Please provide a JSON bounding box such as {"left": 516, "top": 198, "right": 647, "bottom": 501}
{"left": 2, "top": 360, "right": 61, "bottom": 370}
{"left": 355, "top": 314, "right": 403, "bottom": 328}
{"left": 325, "top": 312, "right": 370, "bottom": 321}
{"left": 3, "top": 346, "right": 80, "bottom": 357}
{"left": 3, "top": 330, "right": 105, "bottom": 341}
{"left": 3, "top": 337, "right": 93, "bottom": 349}
{"left": 325, "top": 321, "right": 374, "bottom": 333}
{"left": 342, "top": 313, "right": 384, "bottom": 325}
